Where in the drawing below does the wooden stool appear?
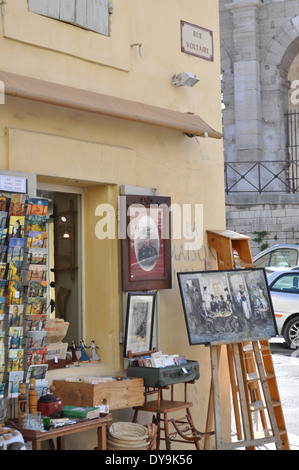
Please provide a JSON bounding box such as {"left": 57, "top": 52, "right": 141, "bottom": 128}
{"left": 133, "top": 382, "right": 204, "bottom": 450}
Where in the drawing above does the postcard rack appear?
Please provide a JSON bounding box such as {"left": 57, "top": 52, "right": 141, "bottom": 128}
{"left": 0, "top": 185, "right": 49, "bottom": 415}
{"left": 204, "top": 229, "right": 289, "bottom": 450}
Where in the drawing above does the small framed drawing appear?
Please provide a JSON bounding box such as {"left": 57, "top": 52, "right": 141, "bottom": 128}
{"left": 120, "top": 195, "right": 172, "bottom": 291}
{"left": 177, "top": 268, "right": 278, "bottom": 346}
{"left": 123, "top": 292, "right": 156, "bottom": 357}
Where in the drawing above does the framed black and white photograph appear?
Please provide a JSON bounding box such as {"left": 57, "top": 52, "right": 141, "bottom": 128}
{"left": 123, "top": 292, "right": 156, "bottom": 357}
{"left": 121, "top": 195, "right": 172, "bottom": 291}
{"left": 177, "top": 268, "right": 278, "bottom": 346}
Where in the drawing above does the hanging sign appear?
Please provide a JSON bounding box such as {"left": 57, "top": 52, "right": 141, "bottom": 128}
{"left": 181, "top": 21, "right": 214, "bottom": 62}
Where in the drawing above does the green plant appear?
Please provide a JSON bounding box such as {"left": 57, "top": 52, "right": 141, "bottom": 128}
{"left": 253, "top": 230, "right": 269, "bottom": 252}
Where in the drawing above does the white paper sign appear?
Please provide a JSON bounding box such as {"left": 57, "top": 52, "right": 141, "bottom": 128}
{"left": 0, "top": 175, "right": 27, "bottom": 194}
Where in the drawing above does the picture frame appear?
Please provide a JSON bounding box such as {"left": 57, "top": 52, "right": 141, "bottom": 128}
{"left": 121, "top": 195, "right": 172, "bottom": 291}
{"left": 123, "top": 292, "right": 156, "bottom": 357}
{"left": 177, "top": 268, "right": 278, "bottom": 346}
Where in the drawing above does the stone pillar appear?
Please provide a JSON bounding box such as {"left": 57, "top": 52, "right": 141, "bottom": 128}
{"left": 226, "top": 0, "right": 263, "bottom": 162}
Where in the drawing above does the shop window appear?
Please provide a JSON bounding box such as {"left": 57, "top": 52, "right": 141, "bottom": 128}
{"left": 28, "top": 0, "right": 110, "bottom": 36}
{"left": 37, "top": 189, "right": 83, "bottom": 345}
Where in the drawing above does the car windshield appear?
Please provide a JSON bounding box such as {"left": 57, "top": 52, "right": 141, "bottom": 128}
{"left": 255, "top": 249, "right": 298, "bottom": 268}
{"left": 270, "top": 273, "right": 299, "bottom": 293}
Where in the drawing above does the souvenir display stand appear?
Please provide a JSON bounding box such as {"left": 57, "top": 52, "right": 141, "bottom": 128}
{"left": 203, "top": 230, "right": 289, "bottom": 450}
{"left": 0, "top": 180, "right": 116, "bottom": 451}
{"left": 0, "top": 181, "right": 49, "bottom": 422}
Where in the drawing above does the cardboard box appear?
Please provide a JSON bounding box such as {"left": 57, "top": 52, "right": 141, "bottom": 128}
{"left": 46, "top": 342, "right": 68, "bottom": 361}
{"left": 45, "top": 319, "right": 69, "bottom": 343}
{"left": 53, "top": 377, "right": 144, "bottom": 410}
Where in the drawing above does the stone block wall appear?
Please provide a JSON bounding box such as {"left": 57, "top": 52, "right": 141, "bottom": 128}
{"left": 226, "top": 193, "right": 299, "bottom": 256}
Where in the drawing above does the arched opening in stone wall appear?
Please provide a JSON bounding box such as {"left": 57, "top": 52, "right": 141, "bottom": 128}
{"left": 284, "top": 42, "right": 299, "bottom": 192}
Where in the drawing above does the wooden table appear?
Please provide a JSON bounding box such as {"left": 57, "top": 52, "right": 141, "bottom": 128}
{"left": 11, "top": 414, "right": 112, "bottom": 450}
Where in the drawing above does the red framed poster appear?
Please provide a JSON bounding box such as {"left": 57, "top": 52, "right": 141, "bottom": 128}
{"left": 121, "top": 195, "right": 172, "bottom": 291}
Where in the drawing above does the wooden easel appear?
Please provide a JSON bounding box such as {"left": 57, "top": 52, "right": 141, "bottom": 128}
{"left": 206, "top": 341, "right": 283, "bottom": 450}
{"left": 204, "top": 230, "right": 289, "bottom": 450}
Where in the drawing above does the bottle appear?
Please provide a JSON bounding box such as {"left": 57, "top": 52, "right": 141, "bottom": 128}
{"left": 233, "top": 248, "right": 241, "bottom": 268}
{"left": 18, "top": 383, "right": 27, "bottom": 427}
{"left": 29, "top": 378, "right": 38, "bottom": 415}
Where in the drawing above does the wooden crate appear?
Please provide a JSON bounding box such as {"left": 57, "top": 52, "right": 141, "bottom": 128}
{"left": 53, "top": 377, "right": 144, "bottom": 410}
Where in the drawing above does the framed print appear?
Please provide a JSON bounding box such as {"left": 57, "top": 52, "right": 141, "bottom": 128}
{"left": 123, "top": 292, "right": 156, "bottom": 357}
{"left": 177, "top": 268, "right": 278, "bottom": 346}
{"left": 121, "top": 195, "right": 172, "bottom": 291}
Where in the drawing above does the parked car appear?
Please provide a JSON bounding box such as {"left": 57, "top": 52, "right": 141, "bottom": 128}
{"left": 253, "top": 244, "right": 299, "bottom": 272}
{"left": 267, "top": 267, "right": 299, "bottom": 348}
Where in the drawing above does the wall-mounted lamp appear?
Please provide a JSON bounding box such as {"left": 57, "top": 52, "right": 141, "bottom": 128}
{"left": 172, "top": 71, "right": 200, "bottom": 87}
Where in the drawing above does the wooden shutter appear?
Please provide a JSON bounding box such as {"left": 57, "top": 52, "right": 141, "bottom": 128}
{"left": 28, "top": 0, "right": 109, "bottom": 36}
{"left": 28, "top": 0, "right": 49, "bottom": 16}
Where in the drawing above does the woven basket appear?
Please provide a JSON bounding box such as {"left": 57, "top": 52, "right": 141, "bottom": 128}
{"left": 107, "top": 422, "right": 150, "bottom": 450}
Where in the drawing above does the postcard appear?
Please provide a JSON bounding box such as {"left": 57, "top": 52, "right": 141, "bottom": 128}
{"left": 7, "top": 238, "right": 24, "bottom": 262}
{"left": 27, "top": 297, "right": 47, "bottom": 316}
{"left": 26, "top": 314, "right": 47, "bottom": 332}
{"left": 0, "top": 211, "right": 7, "bottom": 230}
{"left": 26, "top": 330, "right": 47, "bottom": 349}
{"left": 0, "top": 313, "right": 4, "bottom": 331}
{"left": 0, "top": 246, "right": 7, "bottom": 263}
{"left": 27, "top": 231, "right": 48, "bottom": 249}
{"left": 8, "top": 371, "right": 24, "bottom": 398}
{"left": 0, "top": 196, "right": 8, "bottom": 212}
{"left": 0, "top": 280, "right": 6, "bottom": 297}
{"left": 7, "top": 261, "right": 23, "bottom": 281}
{"left": 8, "top": 326, "right": 23, "bottom": 350}
{"left": 0, "top": 297, "right": 5, "bottom": 314}
{"left": 7, "top": 348, "right": 24, "bottom": 372}
{"left": 27, "top": 214, "right": 47, "bottom": 233}
{"left": 9, "top": 216, "right": 25, "bottom": 238}
{"left": 8, "top": 304, "right": 24, "bottom": 328}
{"left": 27, "top": 198, "right": 48, "bottom": 217}
{"left": 9, "top": 194, "right": 26, "bottom": 216}
{"left": 0, "top": 331, "right": 4, "bottom": 351}
{"left": 27, "top": 264, "right": 47, "bottom": 282}
{"left": 0, "top": 228, "right": 8, "bottom": 245}
{"left": 0, "top": 263, "right": 7, "bottom": 280}
{"left": 28, "top": 281, "right": 48, "bottom": 299}
{"left": 28, "top": 247, "right": 47, "bottom": 265}
{"left": 26, "top": 364, "right": 48, "bottom": 382}
{"left": 27, "top": 347, "right": 47, "bottom": 366}
{"left": 6, "top": 282, "right": 22, "bottom": 306}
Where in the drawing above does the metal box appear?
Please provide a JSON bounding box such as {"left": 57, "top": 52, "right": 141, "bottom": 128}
{"left": 127, "top": 360, "right": 199, "bottom": 388}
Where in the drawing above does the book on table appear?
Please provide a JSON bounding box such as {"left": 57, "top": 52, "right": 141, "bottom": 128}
{"left": 62, "top": 405, "right": 100, "bottom": 419}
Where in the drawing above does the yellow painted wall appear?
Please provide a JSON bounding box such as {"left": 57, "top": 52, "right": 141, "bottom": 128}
{"left": 0, "top": 0, "right": 230, "bottom": 448}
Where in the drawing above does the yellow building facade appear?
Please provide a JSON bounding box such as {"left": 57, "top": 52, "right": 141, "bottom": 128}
{"left": 0, "top": 0, "right": 230, "bottom": 449}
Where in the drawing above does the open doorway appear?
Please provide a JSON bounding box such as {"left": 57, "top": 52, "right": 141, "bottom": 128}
{"left": 37, "top": 188, "right": 83, "bottom": 345}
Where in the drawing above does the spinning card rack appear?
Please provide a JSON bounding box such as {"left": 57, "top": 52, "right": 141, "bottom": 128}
{"left": 204, "top": 230, "right": 289, "bottom": 450}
